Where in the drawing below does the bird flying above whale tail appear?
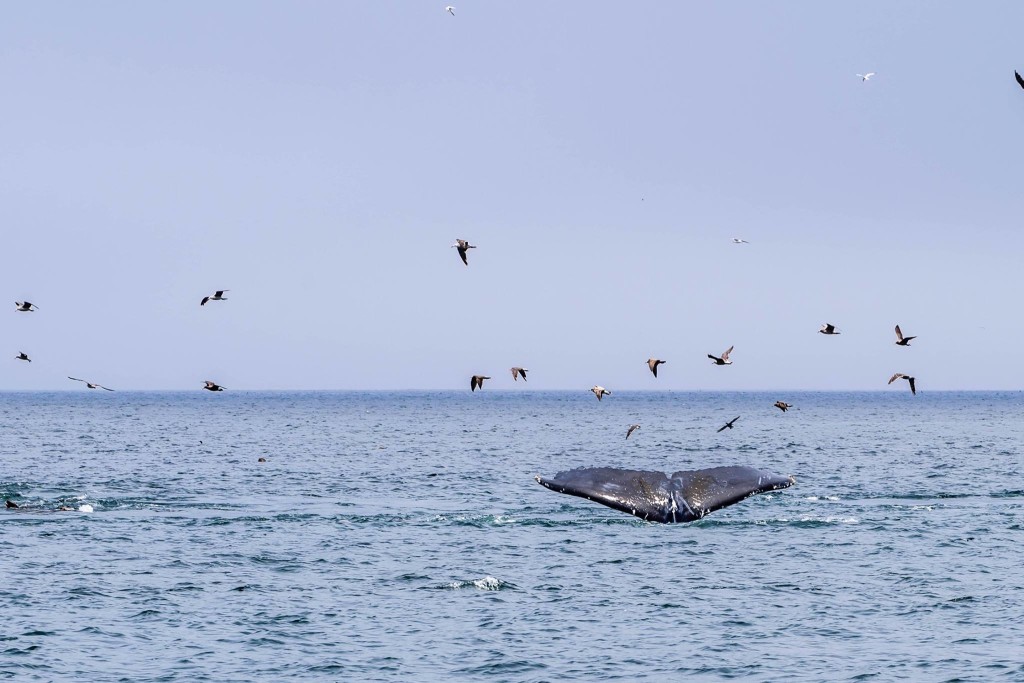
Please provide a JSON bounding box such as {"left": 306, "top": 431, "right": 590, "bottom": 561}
{"left": 536, "top": 465, "right": 795, "bottom": 523}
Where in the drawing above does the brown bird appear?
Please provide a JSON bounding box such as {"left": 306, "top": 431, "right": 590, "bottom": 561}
{"left": 15, "top": 301, "right": 38, "bottom": 312}
{"left": 626, "top": 424, "right": 641, "bottom": 439}
{"left": 68, "top": 377, "right": 114, "bottom": 391}
{"left": 5, "top": 500, "right": 18, "bottom": 509}
{"left": 15, "top": 352, "right": 30, "bottom": 362}
{"left": 452, "top": 239, "right": 476, "bottom": 266}
{"left": 591, "top": 386, "right": 611, "bottom": 401}
{"left": 203, "top": 380, "right": 225, "bottom": 392}
{"left": 717, "top": 416, "right": 740, "bottom": 432}
{"left": 511, "top": 367, "right": 528, "bottom": 381}
{"left": 470, "top": 375, "right": 490, "bottom": 391}
{"left": 774, "top": 401, "right": 792, "bottom": 412}
{"left": 888, "top": 373, "right": 916, "bottom": 395}
{"left": 647, "top": 358, "right": 666, "bottom": 377}
{"left": 819, "top": 323, "right": 840, "bottom": 335}
{"left": 200, "top": 290, "right": 229, "bottom": 306}
{"left": 708, "top": 346, "right": 733, "bottom": 365}
{"left": 894, "top": 325, "right": 916, "bottom": 347}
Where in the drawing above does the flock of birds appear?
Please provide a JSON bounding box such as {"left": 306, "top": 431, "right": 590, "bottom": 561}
{"left": 11, "top": 292, "right": 234, "bottom": 393}
{"left": 449, "top": 236, "right": 923, "bottom": 440}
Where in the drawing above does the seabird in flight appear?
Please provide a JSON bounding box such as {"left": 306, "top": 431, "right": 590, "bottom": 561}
{"left": 511, "top": 367, "right": 528, "bottom": 382}
{"left": 888, "top": 373, "right": 916, "bottom": 395}
{"left": 894, "top": 325, "right": 916, "bottom": 346}
{"left": 774, "top": 401, "right": 792, "bottom": 412}
{"left": 203, "top": 381, "right": 225, "bottom": 392}
{"left": 68, "top": 377, "right": 114, "bottom": 391}
{"left": 819, "top": 323, "right": 840, "bottom": 335}
{"left": 626, "top": 424, "right": 641, "bottom": 439}
{"left": 15, "top": 352, "right": 30, "bottom": 362}
{"left": 717, "top": 416, "right": 740, "bottom": 433}
{"left": 452, "top": 239, "right": 476, "bottom": 266}
{"left": 708, "top": 346, "right": 733, "bottom": 365}
{"left": 857, "top": 72, "right": 876, "bottom": 82}
{"left": 15, "top": 301, "right": 38, "bottom": 312}
{"left": 647, "top": 358, "right": 666, "bottom": 377}
{"left": 200, "top": 290, "right": 229, "bottom": 306}
{"left": 470, "top": 375, "right": 490, "bottom": 391}
{"left": 591, "top": 386, "right": 611, "bottom": 401}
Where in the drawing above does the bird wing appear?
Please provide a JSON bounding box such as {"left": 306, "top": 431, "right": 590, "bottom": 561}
{"left": 68, "top": 377, "right": 87, "bottom": 383}
{"left": 458, "top": 247, "right": 468, "bottom": 265}
{"left": 626, "top": 425, "right": 639, "bottom": 439}
{"left": 1017, "top": 71, "right": 1024, "bottom": 90}
{"left": 470, "top": 376, "right": 478, "bottom": 391}
{"left": 888, "top": 373, "right": 903, "bottom": 385}
{"left": 100, "top": 385, "right": 115, "bottom": 391}
{"left": 903, "top": 336, "right": 916, "bottom": 343}
{"left": 908, "top": 377, "right": 916, "bottom": 395}
{"left": 895, "top": 325, "right": 903, "bottom": 341}
{"left": 716, "top": 424, "right": 728, "bottom": 433}
{"left": 721, "top": 346, "right": 733, "bottom": 361}
{"left": 201, "top": 297, "right": 209, "bottom": 306}
{"left": 520, "top": 369, "right": 527, "bottom": 380}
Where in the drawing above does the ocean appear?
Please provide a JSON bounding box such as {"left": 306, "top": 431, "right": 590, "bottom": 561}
{"left": 2, "top": 391, "right": 1023, "bottom": 681}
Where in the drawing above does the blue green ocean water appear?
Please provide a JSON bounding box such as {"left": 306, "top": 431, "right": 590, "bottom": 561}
{"left": 2, "top": 391, "right": 1023, "bottom": 681}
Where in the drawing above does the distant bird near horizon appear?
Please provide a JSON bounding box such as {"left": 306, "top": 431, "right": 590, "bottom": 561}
{"left": 708, "top": 346, "right": 733, "bottom": 365}
{"left": 626, "top": 424, "right": 640, "bottom": 439}
{"left": 15, "top": 301, "right": 38, "bottom": 312}
{"left": 894, "top": 325, "right": 916, "bottom": 346}
{"left": 470, "top": 375, "right": 490, "bottom": 391}
{"left": 731, "top": 237, "right": 749, "bottom": 244}
{"left": 1015, "top": 70, "right": 1023, "bottom": 90}
{"left": 200, "top": 290, "right": 228, "bottom": 306}
{"left": 15, "top": 352, "right": 30, "bottom": 362}
{"left": 888, "top": 373, "right": 917, "bottom": 395}
{"left": 774, "top": 401, "right": 792, "bottom": 412}
{"left": 717, "top": 416, "right": 740, "bottom": 432}
{"left": 445, "top": 5, "right": 455, "bottom": 15}
{"left": 452, "top": 239, "right": 476, "bottom": 266}
{"left": 591, "top": 386, "right": 610, "bottom": 401}
{"left": 68, "top": 377, "right": 114, "bottom": 391}
{"left": 647, "top": 358, "right": 666, "bottom": 377}
{"left": 857, "top": 72, "right": 876, "bottom": 82}
{"left": 511, "top": 367, "right": 528, "bottom": 382}
{"left": 203, "top": 381, "right": 225, "bottom": 392}
{"left": 819, "top": 323, "right": 840, "bottom": 335}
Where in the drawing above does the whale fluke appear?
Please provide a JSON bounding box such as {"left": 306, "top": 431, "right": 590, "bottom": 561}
{"left": 535, "top": 465, "right": 795, "bottom": 523}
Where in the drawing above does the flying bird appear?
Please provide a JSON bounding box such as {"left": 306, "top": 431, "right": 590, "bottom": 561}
{"left": 774, "top": 401, "right": 792, "bottom": 412}
{"left": 591, "top": 386, "right": 611, "bottom": 401}
{"left": 894, "top": 325, "right": 916, "bottom": 346}
{"left": 470, "top": 375, "right": 490, "bottom": 391}
{"left": 647, "top": 358, "right": 666, "bottom": 377}
{"left": 1016, "top": 71, "right": 1024, "bottom": 90}
{"left": 626, "top": 424, "right": 641, "bottom": 439}
{"left": 857, "top": 72, "right": 876, "bottom": 82}
{"left": 452, "top": 239, "right": 476, "bottom": 266}
{"left": 731, "top": 238, "right": 749, "bottom": 244}
{"left": 717, "top": 416, "right": 740, "bottom": 433}
{"left": 15, "top": 301, "right": 38, "bottom": 312}
{"left": 200, "top": 290, "right": 229, "bottom": 306}
{"left": 511, "top": 367, "right": 528, "bottom": 382}
{"left": 819, "top": 323, "right": 840, "bottom": 335}
{"left": 203, "top": 381, "right": 225, "bottom": 392}
{"left": 888, "top": 373, "right": 916, "bottom": 395}
{"left": 708, "top": 346, "right": 733, "bottom": 365}
{"left": 68, "top": 377, "right": 114, "bottom": 391}
{"left": 445, "top": 5, "right": 455, "bottom": 15}
{"left": 15, "top": 352, "right": 30, "bottom": 362}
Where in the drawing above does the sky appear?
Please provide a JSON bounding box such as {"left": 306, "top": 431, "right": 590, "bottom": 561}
{"left": 2, "top": 1, "right": 1024, "bottom": 391}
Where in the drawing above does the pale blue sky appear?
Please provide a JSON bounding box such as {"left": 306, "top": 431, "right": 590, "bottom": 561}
{"left": 2, "top": 1, "right": 1023, "bottom": 390}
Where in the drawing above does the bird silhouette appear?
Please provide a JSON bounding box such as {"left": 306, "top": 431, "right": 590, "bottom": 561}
{"left": 717, "top": 416, "right": 740, "bottom": 432}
